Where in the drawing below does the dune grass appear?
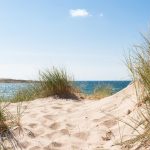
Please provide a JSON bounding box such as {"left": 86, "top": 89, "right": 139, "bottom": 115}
{"left": 10, "top": 84, "right": 40, "bottom": 103}
{"left": 124, "top": 33, "right": 150, "bottom": 148}
{"left": 0, "top": 67, "right": 78, "bottom": 148}
{"left": 0, "top": 100, "right": 24, "bottom": 149}
{"left": 88, "top": 85, "right": 112, "bottom": 99}
{"left": 93, "top": 85, "right": 112, "bottom": 99}
{"left": 7, "top": 67, "right": 78, "bottom": 103}
{"left": 4, "top": 67, "right": 114, "bottom": 102}
{"left": 39, "top": 67, "right": 77, "bottom": 99}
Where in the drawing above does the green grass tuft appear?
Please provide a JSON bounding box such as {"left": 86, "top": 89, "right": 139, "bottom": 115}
{"left": 39, "top": 67, "right": 77, "bottom": 99}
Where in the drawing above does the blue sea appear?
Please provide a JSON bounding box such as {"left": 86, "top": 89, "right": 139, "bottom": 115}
{"left": 0, "top": 81, "right": 131, "bottom": 98}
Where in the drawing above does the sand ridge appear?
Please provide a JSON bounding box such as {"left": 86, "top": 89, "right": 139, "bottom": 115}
{"left": 7, "top": 84, "right": 143, "bottom": 150}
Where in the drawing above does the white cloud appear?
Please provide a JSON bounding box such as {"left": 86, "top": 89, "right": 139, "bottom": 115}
{"left": 70, "top": 9, "right": 90, "bottom": 17}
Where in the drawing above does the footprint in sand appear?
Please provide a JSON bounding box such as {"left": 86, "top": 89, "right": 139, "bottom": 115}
{"left": 49, "top": 122, "right": 60, "bottom": 130}
{"left": 102, "top": 119, "right": 117, "bottom": 128}
{"left": 60, "top": 129, "right": 70, "bottom": 135}
{"left": 30, "top": 114, "right": 37, "bottom": 118}
{"left": 20, "top": 141, "right": 30, "bottom": 149}
{"left": 29, "top": 146, "right": 41, "bottom": 150}
{"left": 71, "top": 145, "right": 80, "bottom": 150}
{"left": 28, "top": 123, "right": 37, "bottom": 128}
{"left": 93, "top": 115, "right": 108, "bottom": 123}
{"left": 51, "top": 142, "right": 62, "bottom": 147}
{"left": 45, "top": 132, "right": 57, "bottom": 139}
{"left": 66, "top": 123, "right": 74, "bottom": 128}
{"left": 67, "top": 109, "right": 72, "bottom": 113}
{"left": 93, "top": 119, "right": 101, "bottom": 122}
{"left": 52, "top": 106, "right": 62, "bottom": 109}
{"left": 43, "top": 115, "right": 54, "bottom": 120}
{"left": 34, "top": 128, "right": 45, "bottom": 136}
{"left": 74, "top": 132, "right": 89, "bottom": 140}
{"left": 45, "top": 142, "right": 62, "bottom": 149}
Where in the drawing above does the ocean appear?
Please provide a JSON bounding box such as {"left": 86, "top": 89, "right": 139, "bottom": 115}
{"left": 0, "top": 81, "right": 131, "bottom": 98}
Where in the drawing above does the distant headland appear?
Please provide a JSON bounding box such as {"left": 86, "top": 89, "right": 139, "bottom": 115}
{"left": 0, "top": 78, "right": 38, "bottom": 83}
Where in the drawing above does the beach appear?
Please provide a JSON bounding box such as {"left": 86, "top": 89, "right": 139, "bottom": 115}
{"left": 4, "top": 83, "right": 146, "bottom": 150}
{"left": 1, "top": 1, "right": 150, "bottom": 149}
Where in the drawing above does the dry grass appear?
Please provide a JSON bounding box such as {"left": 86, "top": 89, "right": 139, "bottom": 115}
{"left": 124, "top": 32, "right": 150, "bottom": 148}
{"left": 88, "top": 85, "right": 112, "bottom": 99}
{"left": 4, "top": 67, "right": 78, "bottom": 103}
{"left": 39, "top": 67, "right": 78, "bottom": 99}
{"left": 0, "top": 101, "right": 25, "bottom": 149}
{"left": 10, "top": 84, "right": 40, "bottom": 103}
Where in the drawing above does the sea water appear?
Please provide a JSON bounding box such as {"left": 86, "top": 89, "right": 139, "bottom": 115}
{"left": 0, "top": 81, "right": 131, "bottom": 98}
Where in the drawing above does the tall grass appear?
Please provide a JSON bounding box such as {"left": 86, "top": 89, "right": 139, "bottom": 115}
{"left": 10, "top": 84, "right": 40, "bottom": 103}
{"left": 90, "top": 85, "right": 112, "bottom": 99}
{"left": 8, "top": 67, "right": 78, "bottom": 103}
{"left": 39, "top": 67, "right": 77, "bottom": 98}
{"left": 125, "top": 33, "right": 150, "bottom": 148}
{"left": 0, "top": 67, "right": 78, "bottom": 148}
{"left": 0, "top": 101, "right": 23, "bottom": 149}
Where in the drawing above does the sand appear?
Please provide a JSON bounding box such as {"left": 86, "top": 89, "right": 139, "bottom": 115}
{"left": 6, "top": 83, "right": 146, "bottom": 150}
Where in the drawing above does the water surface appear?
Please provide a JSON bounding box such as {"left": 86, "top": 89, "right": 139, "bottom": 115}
{"left": 0, "top": 81, "right": 131, "bottom": 98}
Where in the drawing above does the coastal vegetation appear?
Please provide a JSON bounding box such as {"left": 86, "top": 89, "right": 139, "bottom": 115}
{"left": 0, "top": 67, "right": 114, "bottom": 103}
{"left": 0, "top": 36, "right": 150, "bottom": 148}
{"left": 0, "top": 101, "right": 24, "bottom": 149}
{"left": 93, "top": 85, "right": 112, "bottom": 98}
{"left": 8, "top": 67, "right": 78, "bottom": 102}
{"left": 124, "top": 33, "right": 150, "bottom": 148}
{"left": 87, "top": 85, "right": 112, "bottom": 99}
{"left": 10, "top": 85, "right": 40, "bottom": 102}
{"left": 0, "top": 68, "right": 114, "bottom": 149}
{"left": 39, "top": 67, "right": 77, "bottom": 98}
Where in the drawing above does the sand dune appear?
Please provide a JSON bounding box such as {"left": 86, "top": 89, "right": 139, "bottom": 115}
{"left": 6, "top": 83, "right": 145, "bottom": 150}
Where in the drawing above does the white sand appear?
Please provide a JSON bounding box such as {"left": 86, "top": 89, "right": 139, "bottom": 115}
{"left": 6, "top": 83, "right": 145, "bottom": 150}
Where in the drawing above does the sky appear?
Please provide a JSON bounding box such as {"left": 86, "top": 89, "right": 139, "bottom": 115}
{"left": 0, "top": 0, "right": 150, "bottom": 80}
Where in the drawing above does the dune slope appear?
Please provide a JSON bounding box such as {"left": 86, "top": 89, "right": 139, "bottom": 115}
{"left": 7, "top": 83, "right": 141, "bottom": 150}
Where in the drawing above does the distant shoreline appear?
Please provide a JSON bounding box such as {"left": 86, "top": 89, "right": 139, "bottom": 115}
{"left": 0, "top": 79, "right": 38, "bottom": 83}
{"left": 0, "top": 79, "right": 131, "bottom": 83}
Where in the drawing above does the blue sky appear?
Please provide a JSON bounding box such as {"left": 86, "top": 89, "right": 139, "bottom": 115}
{"left": 0, "top": 0, "right": 150, "bottom": 80}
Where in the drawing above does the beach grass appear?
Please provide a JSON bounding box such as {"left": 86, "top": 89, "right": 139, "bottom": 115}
{"left": 87, "top": 85, "right": 112, "bottom": 99}
{"left": 8, "top": 67, "right": 78, "bottom": 103}
{"left": 124, "top": 32, "right": 150, "bottom": 148}
{"left": 10, "top": 84, "right": 40, "bottom": 103}
{"left": 93, "top": 85, "right": 112, "bottom": 98}
{"left": 0, "top": 101, "right": 23, "bottom": 149}
{"left": 3, "top": 68, "right": 115, "bottom": 102}
{"left": 0, "top": 67, "right": 79, "bottom": 148}
{"left": 39, "top": 67, "right": 77, "bottom": 99}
